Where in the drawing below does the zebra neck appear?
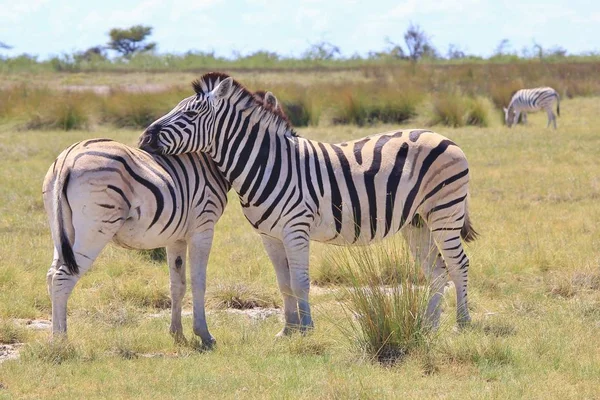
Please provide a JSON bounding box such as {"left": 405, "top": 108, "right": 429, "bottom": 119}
{"left": 211, "top": 114, "right": 299, "bottom": 205}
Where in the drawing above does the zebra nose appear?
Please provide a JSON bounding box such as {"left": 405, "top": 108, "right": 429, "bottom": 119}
{"left": 139, "top": 125, "right": 161, "bottom": 152}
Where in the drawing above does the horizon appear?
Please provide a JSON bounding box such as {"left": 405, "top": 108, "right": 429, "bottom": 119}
{"left": 1, "top": 0, "right": 599, "bottom": 60}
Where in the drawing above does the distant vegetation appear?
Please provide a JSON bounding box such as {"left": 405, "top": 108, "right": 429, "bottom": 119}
{"left": 1, "top": 24, "right": 599, "bottom": 74}
{"left": 1, "top": 24, "right": 599, "bottom": 129}
{"left": 1, "top": 62, "right": 598, "bottom": 129}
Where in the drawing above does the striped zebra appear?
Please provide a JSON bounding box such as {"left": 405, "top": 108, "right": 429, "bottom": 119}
{"left": 139, "top": 73, "right": 478, "bottom": 334}
{"left": 504, "top": 87, "right": 560, "bottom": 128}
{"left": 43, "top": 91, "right": 282, "bottom": 345}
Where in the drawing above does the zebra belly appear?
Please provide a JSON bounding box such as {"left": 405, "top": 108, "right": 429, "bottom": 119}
{"left": 111, "top": 203, "right": 188, "bottom": 250}
{"left": 112, "top": 219, "right": 185, "bottom": 249}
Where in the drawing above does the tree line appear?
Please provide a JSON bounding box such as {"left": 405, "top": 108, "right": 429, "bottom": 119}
{"left": 0, "top": 23, "right": 588, "bottom": 66}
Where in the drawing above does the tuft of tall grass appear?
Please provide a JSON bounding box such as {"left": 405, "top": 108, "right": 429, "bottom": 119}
{"left": 209, "top": 283, "right": 280, "bottom": 310}
{"left": 488, "top": 79, "right": 524, "bottom": 109}
{"left": 26, "top": 94, "right": 90, "bottom": 130}
{"left": 114, "top": 281, "right": 172, "bottom": 309}
{"left": 0, "top": 320, "right": 28, "bottom": 344}
{"left": 430, "top": 92, "right": 491, "bottom": 128}
{"left": 330, "top": 86, "right": 422, "bottom": 126}
{"left": 138, "top": 248, "right": 167, "bottom": 263}
{"left": 430, "top": 92, "right": 468, "bottom": 127}
{"left": 465, "top": 97, "right": 490, "bottom": 127}
{"left": 325, "top": 238, "right": 435, "bottom": 364}
{"left": 21, "top": 338, "right": 81, "bottom": 364}
{"left": 101, "top": 90, "right": 166, "bottom": 128}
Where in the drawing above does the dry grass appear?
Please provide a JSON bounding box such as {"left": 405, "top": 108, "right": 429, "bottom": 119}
{"left": 0, "top": 96, "right": 599, "bottom": 398}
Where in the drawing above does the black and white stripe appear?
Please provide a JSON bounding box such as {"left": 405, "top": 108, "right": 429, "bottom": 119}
{"left": 139, "top": 73, "right": 478, "bottom": 334}
{"left": 44, "top": 138, "right": 229, "bottom": 345}
{"left": 504, "top": 87, "right": 560, "bottom": 128}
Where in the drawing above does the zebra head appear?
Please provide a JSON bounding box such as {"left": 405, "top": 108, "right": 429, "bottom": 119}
{"left": 139, "top": 73, "right": 236, "bottom": 155}
{"left": 503, "top": 106, "right": 515, "bottom": 127}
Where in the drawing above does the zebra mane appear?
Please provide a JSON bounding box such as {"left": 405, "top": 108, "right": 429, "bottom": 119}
{"left": 192, "top": 72, "right": 298, "bottom": 137}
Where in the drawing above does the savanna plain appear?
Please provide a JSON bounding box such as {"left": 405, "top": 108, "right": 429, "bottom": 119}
{"left": 0, "top": 68, "right": 599, "bottom": 399}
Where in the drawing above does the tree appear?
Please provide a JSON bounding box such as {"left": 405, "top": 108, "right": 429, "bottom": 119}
{"left": 403, "top": 23, "right": 435, "bottom": 61}
{"left": 107, "top": 25, "right": 156, "bottom": 58}
{"left": 384, "top": 37, "right": 407, "bottom": 59}
{"left": 302, "top": 41, "right": 341, "bottom": 60}
{"left": 447, "top": 44, "right": 466, "bottom": 60}
{"left": 75, "top": 46, "right": 107, "bottom": 62}
{"left": 494, "top": 39, "right": 511, "bottom": 56}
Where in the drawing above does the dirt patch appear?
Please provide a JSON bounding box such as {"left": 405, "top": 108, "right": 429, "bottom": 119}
{"left": 225, "top": 307, "right": 282, "bottom": 322}
{"left": 14, "top": 319, "right": 51, "bottom": 331}
{"left": 0, "top": 343, "right": 23, "bottom": 364}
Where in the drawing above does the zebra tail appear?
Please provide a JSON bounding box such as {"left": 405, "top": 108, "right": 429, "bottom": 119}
{"left": 460, "top": 198, "right": 478, "bottom": 243}
{"left": 53, "top": 170, "right": 79, "bottom": 275}
{"left": 556, "top": 94, "right": 560, "bottom": 117}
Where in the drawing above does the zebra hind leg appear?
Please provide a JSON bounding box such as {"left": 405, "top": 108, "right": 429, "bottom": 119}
{"left": 402, "top": 222, "right": 449, "bottom": 329}
{"left": 49, "top": 215, "right": 119, "bottom": 336}
{"left": 166, "top": 240, "right": 187, "bottom": 344}
{"left": 428, "top": 210, "right": 472, "bottom": 328}
{"left": 546, "top": 107, "right": 557, "bottom": 129}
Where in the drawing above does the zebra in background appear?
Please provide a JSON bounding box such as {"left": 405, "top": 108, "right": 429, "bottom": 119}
{"left": 43, "top": 90, "right": 279, "bottom": 346}
{"left": 139, "top": 72, "right": 478, "bottom": 335}
{"left": 504, "top": 87, "right": 560, "bottom": 128}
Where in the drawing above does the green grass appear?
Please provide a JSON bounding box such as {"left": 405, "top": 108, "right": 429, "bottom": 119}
{"left": 0, "top": 97, "right": 599, "bottom": 398}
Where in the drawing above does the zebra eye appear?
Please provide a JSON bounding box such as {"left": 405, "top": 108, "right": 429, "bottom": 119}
{"left": 183, "top": 110, "right": 198, "bottom": 117}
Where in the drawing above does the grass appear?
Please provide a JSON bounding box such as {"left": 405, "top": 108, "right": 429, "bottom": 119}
{"left": 323, "top": 238, "right": 435, "bottom": 364}
{"left": 0, "top": 96, "right": 599, "bottom": 398}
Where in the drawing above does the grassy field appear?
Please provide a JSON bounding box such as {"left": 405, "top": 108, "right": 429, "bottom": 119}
{"left": 0, "top": 96, "right": 599, "bottom": 399}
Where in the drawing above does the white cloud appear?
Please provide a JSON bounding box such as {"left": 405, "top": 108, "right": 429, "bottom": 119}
{"left": 0, "top": 0, "right": 50, "bottom": 22}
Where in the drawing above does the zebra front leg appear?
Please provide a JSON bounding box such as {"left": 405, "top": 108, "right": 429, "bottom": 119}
{"left": 522, "top": 112, "right": 528, "bottom": 125}
{"left": 283, "top": 233, "right": 313, "bottom": 332}
{"left": 261, "top": 235, "right": 300, "bottom": 337}
{"left": 188, "top": 230, "right": 216, "bottom": 347}
{"left": 166, "top": 240, "right": 187, "bottom": 343}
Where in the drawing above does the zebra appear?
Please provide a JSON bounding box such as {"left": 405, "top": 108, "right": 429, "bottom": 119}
{"left": 43, "top": 90, "right": 280, "bottom": 346}
{"left": 138, "top": 72, "right": 478, "bottom": 335}
{"left": 503, "top": 87, "right": 560, "bottom": 128}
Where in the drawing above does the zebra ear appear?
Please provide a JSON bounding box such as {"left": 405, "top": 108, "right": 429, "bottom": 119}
{"left": 503, "top": 107, "right": 508, "bottom": 113}
{"left": 264, "top": 91, "right": 278, "bottom": 109}
{"left": 211, "top": 77, "right": 234, "bottom": 101}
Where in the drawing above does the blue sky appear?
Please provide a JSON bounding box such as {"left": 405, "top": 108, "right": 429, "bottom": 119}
{"left": 0, "top": 0, "right": 598, "bottom": 59}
